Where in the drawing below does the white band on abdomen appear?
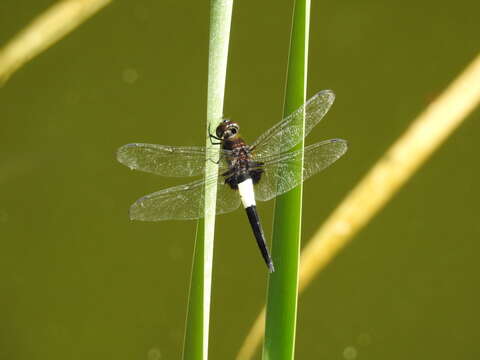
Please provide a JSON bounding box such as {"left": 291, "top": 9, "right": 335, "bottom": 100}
{"left": 237, "top": 178, "right": 256, "bottom": 208}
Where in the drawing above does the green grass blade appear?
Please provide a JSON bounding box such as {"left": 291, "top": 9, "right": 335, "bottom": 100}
{"left": 263, "top": 0, "right": 310, "bottom": 359}
{"left": 182, "top": 1, "right": 233, "bottom": 359}
{"left": 183, "top": 220, "right": 205, "bottom": 359}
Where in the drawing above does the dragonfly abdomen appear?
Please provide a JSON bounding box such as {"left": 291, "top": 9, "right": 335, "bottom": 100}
{"left": 237, "top": 178, "right": 275, "bottom": 272}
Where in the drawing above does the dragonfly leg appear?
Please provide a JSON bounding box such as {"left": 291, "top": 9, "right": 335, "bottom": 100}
{"left": 207, "top": 157, "right": 221, "bottom": 165}
{"left": 208, "top": 123, "right": 222, "bottom": 145}
{"left": 209, "top": 136, "right": 222, "bottom": 145}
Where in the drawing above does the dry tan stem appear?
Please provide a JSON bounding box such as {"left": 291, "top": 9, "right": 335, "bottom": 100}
{"left": 236, "top": 52, "right": 480, "bottom": 360}
{"left": 0, "top": 0, "right": 111, "bottom": 83}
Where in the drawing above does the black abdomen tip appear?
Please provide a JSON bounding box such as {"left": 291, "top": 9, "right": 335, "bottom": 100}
{"left": 245, "top": 205, "right": 274, "bottom": 272}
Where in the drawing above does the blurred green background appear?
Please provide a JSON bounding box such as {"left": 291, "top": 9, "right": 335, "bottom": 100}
{"left": 0, "top": 0, "right": 479, "bottom": 359}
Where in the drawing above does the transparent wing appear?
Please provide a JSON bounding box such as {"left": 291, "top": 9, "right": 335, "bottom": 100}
{"left": 250, "top": 90, "right": 335, "bottom": 160}
{"left": 254, "top": 139, "right": 348, "bottom": 202}
{"left": 129, "top": 175, "right": 241, "bottom": 221}
{"left": 117, "top": 143, "right": 231, "bottom": 177}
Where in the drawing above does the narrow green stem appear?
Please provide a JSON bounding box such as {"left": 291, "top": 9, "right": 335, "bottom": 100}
{"left": 183, "top": 1, "right": 233, "bottom": 359}
{"left": 263, "top": 1, "right": 310, "bottom": 359}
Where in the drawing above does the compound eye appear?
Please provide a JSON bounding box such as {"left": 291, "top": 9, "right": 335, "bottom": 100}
{"left": 231, "top": 127, "right": 237, "bottom": 135}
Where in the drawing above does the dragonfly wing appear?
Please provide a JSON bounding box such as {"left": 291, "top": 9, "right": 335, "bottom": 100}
{"left": 129, "top": 175, "right": 241, "bottom": 221}
{"left": 250, "top": 90, "right": 335, "bottom": 160}
{"left": 117, "top": 143, "right": 230, "bottom": 177}
{"left": 254, "top": 139, "right": 348, "bottom": 202}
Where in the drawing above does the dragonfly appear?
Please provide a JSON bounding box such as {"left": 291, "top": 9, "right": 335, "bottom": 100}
{"left": 117, "top": 90, "right": 348, "bottom": 273}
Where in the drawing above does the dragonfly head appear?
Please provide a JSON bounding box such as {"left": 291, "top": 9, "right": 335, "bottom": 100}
{"left": 216, "top": 119, "right": 240, "bottom": 140}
